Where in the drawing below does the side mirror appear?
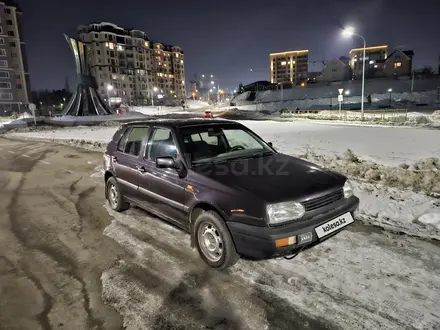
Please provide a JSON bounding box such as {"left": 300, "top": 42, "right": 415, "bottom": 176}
{"left": 268, "top": 142, "right": 273, "bottom": 147}
{"left": 156, "top": 157, "right": 175, "bottom": 169}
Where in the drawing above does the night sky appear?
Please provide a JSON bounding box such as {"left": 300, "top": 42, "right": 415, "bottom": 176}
{"left": 17, "top": 0, "right": 440, "bottom": 92}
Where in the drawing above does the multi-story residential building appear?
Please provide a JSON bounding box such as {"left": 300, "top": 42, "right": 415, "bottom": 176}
{"left": 77, "top": 22, "right": 185, "bottom": 105}
{"left": 349, "top": 45, "right": 388, "bottom": 79}
{"left": 0, "top": 0, "right": 31, "bottom": 113}
{"left": 270, "top": 50, "right": 308, "bottom": 85}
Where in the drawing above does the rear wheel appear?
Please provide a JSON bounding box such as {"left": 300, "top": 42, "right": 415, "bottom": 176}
{"left": 106, "top": 177, "right": 129, "bottom": 212}
{"left": 194, "top": 211, "right": 239, "bottom": 270}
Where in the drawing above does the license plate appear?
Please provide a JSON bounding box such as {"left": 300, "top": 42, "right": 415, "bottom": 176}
{"left": 315, "top": 212, "right": 354, "bottom": 238}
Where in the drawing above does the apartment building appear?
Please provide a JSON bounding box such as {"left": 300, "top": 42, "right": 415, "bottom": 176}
{"left": 270, "top": 50, "right": 308, "bottom": 85}
{"left": 349, "top": 45, "right": 388, "bottom": 79}
{"left": 0, "top": 1, "right": 31, "bottom": 112}
{"left": 77, "top": 22, "right": 185, "bottom": 105}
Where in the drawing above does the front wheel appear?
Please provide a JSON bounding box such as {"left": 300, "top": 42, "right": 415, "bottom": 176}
{"left": 106, "top": 177, "right": 129, "bottom": 212}
{"left": 194, "top": 211, "right": 239, "bottom": 270}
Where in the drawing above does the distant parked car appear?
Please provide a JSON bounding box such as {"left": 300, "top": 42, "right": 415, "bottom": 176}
{"left": 203, "top": 111, "right": 213, "bottom": 118}
{"left": 103, "top": 119, "right": 359, "bottom": 269}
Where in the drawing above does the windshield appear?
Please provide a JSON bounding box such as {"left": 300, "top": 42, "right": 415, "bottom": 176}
{"left": 180, "top": 125, "right": 273, "bottom": 164}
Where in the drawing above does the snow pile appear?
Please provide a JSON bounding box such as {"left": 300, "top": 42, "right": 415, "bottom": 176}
{"left": 17, "top": 112, "right": 32, "bottom": 119}
{"left": 353, "top": 181, "right": 440, "bottom": 240}
{"left": 279, "top": 109, "right": 440, "bottom": 127}
{"left": 418, "top": 213, "right": 440, "bottom": 232}
{"left": 300, "top": 147, "right": 440, "bottom": 195}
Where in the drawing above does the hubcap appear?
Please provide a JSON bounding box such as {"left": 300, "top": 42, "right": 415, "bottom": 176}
{"left": 109, "top": 184, "right": 118, "bottom": 208}
{"left": 198, "top": 223, "right": 223, "bottom": 262}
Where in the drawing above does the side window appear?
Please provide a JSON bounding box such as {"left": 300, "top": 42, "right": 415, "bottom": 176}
{"left": 199, "top": 133, "right": 218, "bottom": 146}
{"left": 117, "top": 129, "right": 130, "bottom": 152}
{"left": 146, "top": 128, "right": 178, "bottom": 161}
{"left": 124, "top": 127, "right": 149, "bottom": 156}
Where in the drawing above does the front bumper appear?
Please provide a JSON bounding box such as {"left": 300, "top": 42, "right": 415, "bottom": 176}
{"left": 227, "top": 196, "right": 359, "bottom": 259}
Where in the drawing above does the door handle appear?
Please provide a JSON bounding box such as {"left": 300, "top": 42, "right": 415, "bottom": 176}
{"left": 137, "top": 166, "right": 147, "bottom": 173}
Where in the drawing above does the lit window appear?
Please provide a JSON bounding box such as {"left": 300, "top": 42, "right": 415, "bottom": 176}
{"left": 109, "top": 43, "right": 114, "bottom": 50}
{"left": 394, "top": 62, "right": 402, "bottom": 68}
{"left": 117, "top": 45, "right": 123, "bottom": 51}
{"left": 180, "top": 60, "right": 183, "bottom": 64}
{"left": 105, "top": 42, "right": 109, "bottom": 47}
{"left": 176, "top": 53, "right": 179, "bottom": 58}
{"left": 144, "top": 41, "right": 149, "bottom": 47}
{"left": 281, "top": 61, "right": 287, "bottom": 66}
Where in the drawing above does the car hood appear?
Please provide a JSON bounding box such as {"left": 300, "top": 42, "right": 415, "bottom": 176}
{"left": 194, "top": 153, "right": 346, "bottom": 203}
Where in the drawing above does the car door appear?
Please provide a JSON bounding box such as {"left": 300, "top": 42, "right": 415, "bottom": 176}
{"left": 113, "top": 126, "right": 150, "bottom": 200}
{"left": 138, "top": 126, "right": 188, "bottom": 228}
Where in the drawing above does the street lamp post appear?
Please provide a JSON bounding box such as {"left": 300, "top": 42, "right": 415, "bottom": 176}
{"left": 388, "top": 88, "right": 392, "bottom": 107}
{"left": 106, "top": 84, "right": 114, "bottom": 107}
{"left": 152, "top": 87, "right": 158, "bottom": 106}
{"left": 343, "top": 27, "right": 366, "bottom": 120}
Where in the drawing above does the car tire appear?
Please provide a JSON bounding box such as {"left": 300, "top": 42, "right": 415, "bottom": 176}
{"left": 106, "top": 176, "right": 129, "bottom": 212}
{"left": 194, "top": 210, "right": 239, "bottom": 270}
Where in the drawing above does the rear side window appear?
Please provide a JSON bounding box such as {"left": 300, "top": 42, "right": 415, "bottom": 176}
{"left": 117, "top": 127, "right": 149, "bottom": 156}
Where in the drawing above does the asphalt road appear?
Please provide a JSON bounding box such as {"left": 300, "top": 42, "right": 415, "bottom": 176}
{"left": 0, "top": 138, "right": 124, "bottom": 330}
{"left": 1, "top": 137, "right": 439, "bottom": 330}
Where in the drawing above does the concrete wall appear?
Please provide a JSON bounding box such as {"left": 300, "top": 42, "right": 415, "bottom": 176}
{"left": 233, "top": 78, "right": 440, "bottom": 105}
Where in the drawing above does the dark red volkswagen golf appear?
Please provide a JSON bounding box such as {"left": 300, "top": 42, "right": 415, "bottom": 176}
{"left": 103, "top": 119, "right": 359, "bottom": 269}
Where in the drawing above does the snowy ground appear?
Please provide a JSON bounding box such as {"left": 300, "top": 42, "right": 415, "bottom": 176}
{"left": 6, "top": 120, "right": 440, "bottom": 166}
{"left": 99, "top": 198, "right": 440, "bottom": 330}
{"left": 131, "top": 100, "right": 211, "bottom": 116}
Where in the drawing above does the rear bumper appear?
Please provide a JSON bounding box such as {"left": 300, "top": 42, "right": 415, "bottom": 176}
{"left": 226, "top": 196, "right": 359, "bottom": 259}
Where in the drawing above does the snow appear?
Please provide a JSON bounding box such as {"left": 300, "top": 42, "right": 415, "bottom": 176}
{"left": 354, "top": 181, "right": 440, "bottom": 240}
{"left": 7, "top": 121, "right": 440, "bottom": 167}
{"left": 131, "top": 101, "right": 211, "bottom": 116}
{"left": 418, "top": 213, "right": 440, "bottom": 231}
{"left": 99, "top": 200, "right": 440, "bottom": 330}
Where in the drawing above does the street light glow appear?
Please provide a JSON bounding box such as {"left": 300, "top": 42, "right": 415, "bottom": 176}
{"left": 211, "top": 81, "right": 214, "bottom": 84}
{"left": 210, "top": 75, "right": 213, "bottom": 78}
{"left": 153, "top": 87, "right": 158, "bottom": 92}
{"left": 345, "top": 90, "right": 350, "bottom": 95}
{"left": 209, "top": 89, "right": 213, "bottom": 92}
{"left": 388, "top": 88, "right": 393, "bottom": 92}
{"left": 107, "top": 84, "right": 114, "bottom": 91}
{"left": 233, "top": 90, "right": 237, "bottom": 93}
{"left": 342, "top": 26, "right": 355, "bottom": 37}
{"left": 202, "top": 74, "right": 205, "bottom": 78}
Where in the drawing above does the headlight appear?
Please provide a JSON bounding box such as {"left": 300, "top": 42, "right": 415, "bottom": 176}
{"left": 267, "top": 201, "right": 305, "bottom": 225}
{"left": 343, "top": 181, "right": 353, "bottom": 199}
